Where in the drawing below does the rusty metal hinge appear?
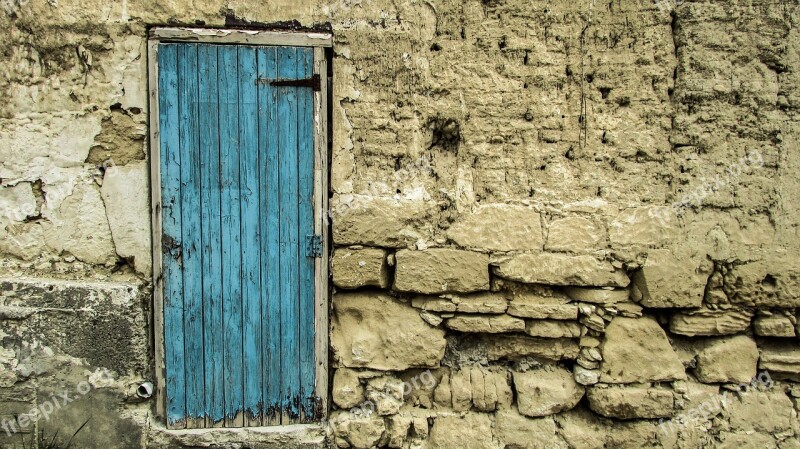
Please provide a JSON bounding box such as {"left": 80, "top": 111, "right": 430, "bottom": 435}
{"left": 305, "top": 234, "right": 323, "bottom": 258}
{"left": 256, "top": 74, "right": 321, "bottom": 91}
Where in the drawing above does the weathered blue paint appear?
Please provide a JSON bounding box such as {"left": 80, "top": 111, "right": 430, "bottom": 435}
{"left": 159, "top": 43, "right": 186, "bottom": 427}
{"left": 238, "top": 45, "right": 263, "bottom": 424}
{"left": 158, "top": 42, "right": 318, "bottom": 428}
{"left": 256, "top": 45, "right": 283, "bottom": 425}
{"left": 177, "top": 43, "right": 205, "bottom": 424}
{"left": 197, "top": 43, "right": 225, "bottom": 425}
{"left": 296, "top": 47, "right": 317, "bottom": 422}
{"left": 276, "top": 46, "right": 301, "bottom": 421}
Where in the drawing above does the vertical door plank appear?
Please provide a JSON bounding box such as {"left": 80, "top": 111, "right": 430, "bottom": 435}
{"left": 158, "top": 42, "right": 186, "bottom": 429}
{"left": 218, "top": 45, "right": 245, "bottom": 428}
{"left": 276, "top": 46, "right": 301, "bottom": 423}
{"left": 198, "top": 43, "right": 225, "bottom": 426}
{"left": 177, "top": 43, "right": 205, "bottom": 428}
{"left": 237, "top": 45, "right": 263, "bottom": 426}
{"left": 256, "top": 46, "right": 282, "bottom": 427}
{"left": 296, "top": 47, "right": 317, "bottom": 422}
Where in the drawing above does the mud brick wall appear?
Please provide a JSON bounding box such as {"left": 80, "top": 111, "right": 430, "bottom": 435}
{"left": 2, "top": 0, "right": 800, "bottom": 448}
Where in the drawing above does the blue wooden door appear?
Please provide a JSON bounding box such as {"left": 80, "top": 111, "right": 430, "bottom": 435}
{"left": 157, "top": 42, "right": 319, "bottom": 428}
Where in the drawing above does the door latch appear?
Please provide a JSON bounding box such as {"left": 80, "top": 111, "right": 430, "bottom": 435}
{"left": 256, "top": 74, "right": 322, "bottom": 92}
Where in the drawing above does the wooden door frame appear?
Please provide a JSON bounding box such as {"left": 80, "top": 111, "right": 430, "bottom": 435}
{"left": 147, "top": 27, "right": 332, "bottom": 427}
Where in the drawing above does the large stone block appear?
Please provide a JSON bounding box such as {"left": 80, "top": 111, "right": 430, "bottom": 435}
{"left": 545, "top": 216, "right": 604, "bottom": 253}
{"left": 445, "top": 314, "right": 525, "bottom": 333}
{"left": 329, "top": 410, "right": 387, "bottom": 449}
{"left": 447, "top": 204, "right": 543, "bottom": 252}
{"left": 331, "top": 195, "right": 431, "bottom": 248}
{"left": 411, "top": 292, "right": 507, "bottom": 314}
{"left": 493, "top": 253, "right": 630, "bottom": 287}
{"left": 563, "top": 286, "right": 629, "bottom": 304}
{"left": 669, "top": 308, "right": 753, "bottom": 336}
{"left": 495, "top": 409, "right": 566, "bottom": 449}
{"left": 331, "top": 292, "right": 446, "bottom": 370}
{"left": 100, "top": 161, "right": 151, "bottom": 275}
{"left": 440, "top": 366, "right": 512, "bottom": 412}
{"left": 332, "top": 368, "right": 365, "bottom": 409}
{"left": 694, "top": 335, "right": 758, "bottom": 383}
{"left": 753, "top": 314, "right": 796, "bottom": 337}
{"left": 513, "top": 366, "right": 584, "bottom": 417}
{"left": 600, "top": 317, "right": 685, "bottom": 383}
{"left": 758, "top": 341, "right": 800, "bottom": 375}
{"left": 332, "top": 247, "right": 390, "bottom": 289}
{"left": 394, "top": 249, "right": 489, "bottom": 294}
{"left": 609, "top": 206, "right": 676, "bottom": 247}
{"left": 463, "top": 335, "right": 579, "bottom": 362}
{"left": 631, "top": 248, "right": 712, "bottom": 308}
{"left": 425, "top": 413, "right": 500, "bottom": 449}
{"left": 723, "top": 255, "right": 800, "bottom": 307}
{"left": 0, "top": 278, "right": 148, "bottom": 375}
{"left": 587, "top": 386, "right": 674, "bottom": 419}
{"left": 524, "top": 320, "right": 581, "bottom": 338}
{"left": 506, "top": 295, "right": 579, "bottom": 320}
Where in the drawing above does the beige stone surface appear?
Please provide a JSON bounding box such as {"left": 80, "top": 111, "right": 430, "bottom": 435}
{"left": 758, "top": 341, "right": 800, "bottom": 374}
{"left": 545, "top": 216, "right": 605, "bottom": 253}
{"left": 495, "top": 409, "right": 567, "bottom": 449}
{"left": 331, "top": 195, "right": 432, "bottom": 248}
{"left": 394, "top": 248, "right": 489, "bottom": 294}
{"left": 493, "top": 253, "right": 630, "bottom": 287}
{"left": 478, "top": 335, "right": 580, "bottom": 362}
{"left": 563, "top": 286, "right": 629, "bottom": 304}
{"left": 600, "top": 317, "right": 685, "bottom": 383}
{"left": 608, "top": 207, "right": 677, "bottom": 247}
{"left": 445, "top": 314, "right": 525, "bottom": 333}
{"left": 331, "top": 292, "right": 446, "bottom": 370}
{"left": 694, "top": 335, "right": 759, "bottom": 383}
{"left": 329, "top": 411, "right": 387, "bottom": 449}
{"left": 447, "top": 203, "right": 543, "bottom": 252}
{"left": 425, "top": 413, "right": 500, "bottom": 449}
{"left": 332, "top": 368, "right": 365, "bottom": 410}
{"left": 753, "top": 314, "right": 796, "bottom": 337}
{"left": 670, "top": 308, "right": 753, "bottom": 336}
{"left": 332, "top": 247, "right": 390, "bottom": 289}
{"left": 723, "top": 255, "right": 800, "bottom": 307}
{"left": 506, "top": 295, "right": 578, "bottom": 320}
{"left": 631, "top": 248, "right": 713, "bottom": 308}
{"left": 100, "top": 162, "right": 151, "bottom": 275}
{"left": 411, "top": 292, "right": 507, "bottom": 314}
{"left": 587, "top": 386, "right": 675, "bottom": 419}
{"left": 524, "top": 320, "right": 581, "bottom": 338}
{"left": 513, "top": 366, "right": 584, "bottom": 417}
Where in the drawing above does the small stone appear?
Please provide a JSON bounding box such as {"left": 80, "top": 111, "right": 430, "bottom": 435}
{"left": 582, "top": 347, "right": 603, "bottom": 362}
{"left": 524, "top": 320, "right": 581, "bottom": 338}
{"left": 580, "top": 336, "right": 601, "bottom": 348}
{"left": 587, "top": 386, "right": 675, "bottom": 419}
{"left": 614, "top": 302, "right": 644, "bottom": 318}
{"left": 670, "top": 309, "right": 753, "bottom": 336}
{"left": 695, "top": 335, "right": 759, "bottom": 383}
{"left": 394, "top": 248, "right": 489, "bottom": 294}
{"left": 574, "top": 366, "right": 600, "bottom": 385}
{"left": 480, "top": 335, "right": 580, "bottom": 362}
{"left": 513, "top": 366, "right": 584, "bottom": 417}
{"left": 758, "top": 341, "right": 800, "bottom": 375}
{"left": 329, "top": 411, "right": 387, "bottom": 449}
{"left": 333, "top": 368, "right": 365, "bottom": 409}
{"left": 545, "top": 216, "right": 604, "bottom": 253}
{"left": 493, "top": 253, "right": 630, "bottom": 287}
{"left": 563, "top": 286, "right": 630, "bottom": 304}
{"left": 576, "top": 357, "right": 600, "bottom": 370}
{"left": 366, "top": 376, "right": 405, "bottom": 415}
{"left": 600, "top": 317, "right": 685, "bottom": 383}
{"left": 419, "top": 311, "right": 443, "bottom": 327}
{"left": 507, "top": 296, "right": 578, "bottom": 320}
{"left": 446, "top": 314, "right": 525, "bottom": 333}
{"left": 753, "top": 314, "right": 795, "bottom": 337}
{"left": 580, "top": 314, "right": 605, "bottom": 332}
{"left": 447, "top": 203, "right": 544, "bottom": 252}
{"left": 332, "top": 247, "right": 390, "bottom": 289}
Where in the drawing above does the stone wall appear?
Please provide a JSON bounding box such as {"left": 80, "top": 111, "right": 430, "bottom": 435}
{"left": 1, "top": 0, "right": 800, "bottom": 448}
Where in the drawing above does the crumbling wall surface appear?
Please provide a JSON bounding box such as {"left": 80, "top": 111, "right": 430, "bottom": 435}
{"left": 0, "top": 0, "right": 799, "bottom": 448}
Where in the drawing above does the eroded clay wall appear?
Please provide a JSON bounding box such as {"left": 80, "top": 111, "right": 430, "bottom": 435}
{"left": 1, "top": 0, "right": 799, "bottom": 448}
